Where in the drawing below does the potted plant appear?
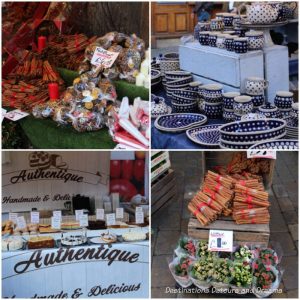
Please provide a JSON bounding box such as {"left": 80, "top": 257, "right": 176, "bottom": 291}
{"left": 168, "top": 256, "right": 193, "bottom": 288}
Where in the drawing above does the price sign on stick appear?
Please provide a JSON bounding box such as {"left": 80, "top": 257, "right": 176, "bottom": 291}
{"left": 116, "top": 208, "right": 124, "bottom": 219}
{"left": 135, "top": 211, "right": 144, "bottom": 224}
{"left": 96, "top": 209, "right": 105, "bottom": 220}
{"left": 31, "top": 212, "right": 40, "bottom": 224}
{"left": 208, "top": 230, "right": 233, "bottom": 252}
{"left": 136, "top": 206, "right": 143, "bottom": 213}
{"left": 16, "top": 216, "right": 27, "bottom": 229}
{"left": 91, "top": 47, "right": 119, "bottom": 68}
{"left": 106, "top": 213, "right": 116, "bottom": 226}
{"left": 53, "top": 211, "right": 62, "bottom": 220}
{"left": 75, "top": 210, "right": 83, "bottom": 221}
{"left": 79, "top": 214, "right": 88, "bottom": 227}
{"left": 9, "top": 213, "right": 18, "bottom": 224}
{"left": 51, "top": 216, "right": 61, "bottom": 229}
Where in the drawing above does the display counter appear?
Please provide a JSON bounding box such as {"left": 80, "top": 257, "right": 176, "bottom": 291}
{"left": 2, "top": 228, "right": 149, "bottom": 298}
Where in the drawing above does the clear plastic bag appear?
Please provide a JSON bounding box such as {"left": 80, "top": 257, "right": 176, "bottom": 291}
{"left": 168, "top": 256, "right": 193, "bottom": 288}
{"left": 71, "top": 111, "right": 104, "bottom": 132}
{"left": 174, "top": 234, "right": 197, "bottom": 258}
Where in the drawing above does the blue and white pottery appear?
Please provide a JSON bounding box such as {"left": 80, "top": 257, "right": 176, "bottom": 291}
{"left": 154, "top": 113, "right": 208, "bottom": 132}
{"left": 163, "top": 52, "right": 179, "bottom": 61}
{"left": 187, "top": 81, "right": 202, "bottom": 92}
{"left": 245, "top": 31, "right": 264, "bottom": 50}
{"left": 208, "top": 33, "right": 218, "bottom": 47}
{"left": 225, "top": 36, "right": 235, "bottom": 51}
{"left": 234, "top": 114, "right": 242, "bottom": 121}
{"left": 199, "top": 31, "right": 210, "bottom": 45}
{"left": 186, "top": 128, "right": 221, "bottom": 148}
{"left": 151, "top": 94, "right": 172, "bottom": 119}
{"left": 234, "top": 28, "right": 248, "bottom": 37}
{"left": 223, "top": 109, "right": 235, "bottom": 122}
{"left": 202, "top": 84, "right": 224, "bottom": 99}
{"left": 165, "top": 71, "right": 192, "bottom": 80}
{"left": 248, "top": 94, "right": 265, "bottom": 107}
{"left": 219, "top": 140, "right": 254, "bottom": 149}
{"left": 223, "top": 13, "right": 235, "bottom": 27}
{"left": 167, "top": 77, "right": 193, "bottom": 86}
{"left": 204, "top": 102, "right": 223, "bottom": 119}
{"left": 194, "top": 22, "right": 211, "bottom": 40}
{"left": 223, "top": 92, "right": 241, "bottom": 109}
{"left": 216, "top": 33, "right": 227, "bottom": 49}
{"left": 258, "top": 103, "right": 282, "bottom": 119}
{"left": 241, "top": 113, "right": 266, "bottom": 121}
{"left": 219, "top": 119, "right": 287, "bottom": 144}
{"left": 291, "top": 102, "right": 298, "bottom": 123}
{"left": 173, "top": 89, "right": 199, "bottom": 100}
{"left": 233, "top": 37, "right": 248, "bottom": 53}
{"left": 274, "top": 91, "right": 294, "bottom": 109}
{"left": 245, "top": 77, "right": 268, "bottom": 95}
{"left": 172, "top": 102, "right": 198, "bottom": 113}
{"left": 198, "top": 99, "right": 205, "bottom": 113}
{"left": 171, "top": 97, "right": 197, "bottom": 105}
{"left": 233, "top": 95, "right": 253, "bottom": 116}
{"left": 279, "top": 108, "right": 292, "bottom": 120}
{"left": 249, "top": 139, "right": 298, "bottom": 150}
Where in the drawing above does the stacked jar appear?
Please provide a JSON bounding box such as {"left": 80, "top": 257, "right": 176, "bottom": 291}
{"left": 201, "top": 84, "right": 223, "bottom": 119}
{"left": 274, "top": 91, "right": 294, "bottom": 120}
{"left": 222, "top": 92, "right": 240, "bottom": 122}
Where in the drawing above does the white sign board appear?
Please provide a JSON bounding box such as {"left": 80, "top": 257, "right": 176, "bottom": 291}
{"left": 106, "top": 213, "right": 116, "bottom": 226}
{"left": 30, "top": 212, "right": 40, "bottom": 224}
{"left": 208, "top": 230, "right": 233, "bottom": 252}
{"left": 247, "top": 150, "right": 276, "bottom": 159}
{"left": 91, "top": 47, "right": 119, "bottom": 69}
{"left": 96, "top": 209, "right": 104, "bottom": 220}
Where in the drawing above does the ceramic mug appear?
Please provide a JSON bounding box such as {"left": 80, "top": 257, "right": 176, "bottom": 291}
{"left": 247, "top": 94, "right": 265, "bottom": 107}
{"left": 222, "top": 92, "right": 241, "bottom": 109}
{"left": 223, "top": 13, "right": 235, "bottom": 27}
{"left": 233, "top": 95, "right": 253, "bottom": 115}
{"left": 225, "top": 36, "right": 235, "bottom": 51}
{"left": 233, "top": 37, "right": 248, "bottom": 53}
{"left": 208, "top": 32, "right": 218, "bottom": 47}
{"left": 245, "top": 31, "right": 264, "bottom": 50}
{"left": 204, "top": 102, "right": 223, "bottom": 119}
{"left": 223, "top": 108, "right": 235, "bottom": 122}
{"left": 202, "top": 84, "right": 224, "bottom": 100}
{"left": 199, "top": 31, "right": 210, "bottom": 45}
{"left": 274, "top": 91, "right": 294, "bottom": 109}
{"left": 245, "top": 77, "right": 269, "bottom": 95}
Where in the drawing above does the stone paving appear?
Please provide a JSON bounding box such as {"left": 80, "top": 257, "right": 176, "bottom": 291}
{"left": 151, "top": 151, "right": 298, "bottom": 298}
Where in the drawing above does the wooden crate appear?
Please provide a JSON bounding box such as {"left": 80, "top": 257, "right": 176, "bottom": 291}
{"left": 151, "top": 151, "right": 171, "bottom": 182}
{"left": 152, "top": 169, "right": 177, "bottom": 215}
{"left": 188, "top": 216, "right": 270, "bottom": 248}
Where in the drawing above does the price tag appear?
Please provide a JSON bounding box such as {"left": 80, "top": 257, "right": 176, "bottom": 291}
{"left": 106, "top": 213, "right": 116, "bottom": 226}
{"left": 51, "top": 216, "right": 61, "bottom": 230}
{"left": 8, "top": 213, "right": 18, "bottom": 223}
{"left": 53, "top": 211, "right": 62, "bottom": 220}
{"left": 208, "top": 230, "right": 233, "bottom": 252}
{"left": 91, "top": 47, "right": 119, "bottom": 69}
{"left": 16, "top": 216, "right": 27, "bottom": 229}
{"left": 247, "top": 150, "right": 276, "bottom": 159}
{"left": 135, "top": 211, "right": 144, "bottom": 224}
{"left": 136, "top": 206, "right": 143, "bottom": 213}
{"left": 30, "top": 212, "right": 40, "bottom": 224}
{"left": 116, "top": 208, "right": 124, "bottom": 219}
{"left": 75, "top": 210, "right": 84, "bottom": 221}
{"left": 96, "top": 209, "right": 105, "bottom": 220}
{"left": 79, "top": 214, "right": 88, "bottom": 227}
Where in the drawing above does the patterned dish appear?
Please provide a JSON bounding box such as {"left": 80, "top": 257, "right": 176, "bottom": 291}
{"left": 186, "top": 126, "right": 222, "bottom": 147}
{"left": 154, "top": 113, "right": 207, "bottom": 132}
{"left": 249, "top": 140, "right": 298, "bottom": 150}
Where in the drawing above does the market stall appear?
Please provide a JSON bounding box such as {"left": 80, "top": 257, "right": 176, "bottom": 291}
{"left": 2, "top": 2, "right": 150, "bottom": 149}
{"left": 151, "top": 1, "right": 298, "bottom": 150}
{"left": 2, "top": 150, "right": 150, "bottom": 298}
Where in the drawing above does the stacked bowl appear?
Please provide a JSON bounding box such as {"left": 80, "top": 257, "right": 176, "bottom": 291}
{"left": 201, "top": 84, "right": 223, "bottom": 119}
{"left": 160, "top": 52, "right": 180, "bottom": 88}
{"left": 274, "top": 91, "right": 294, "bottom": 120}
{"left": 222, "top": 92, "right": 240, "bottom": 122}
{"left": 286, "top": 103, "right": 298, "bottom": 139}
{"left": 151, "top": 69, "right": 161, "bottom": 91}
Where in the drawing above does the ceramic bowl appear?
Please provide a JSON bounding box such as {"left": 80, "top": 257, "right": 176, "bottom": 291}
{"left": 160, "top": 60, "right": 180, "bottom": 75}
{"left": 241, "top": 113, "right": 266, "bottom": 121}
{"left": 249, "top": 139, "right": 298, "bottom": 150}
{"left": 247, "top": 93, "right": 265, "bottom": 107}
{"left": 291, "top": 102, "right": 298, "bottom": 122}
{"left": 223, "top": 92, "right": 241, "bottom": 109}
{"left": 163, "top": 52, "right": 179, "bottom": 61}
{"left": 165, "top": 71, "right": 192, "bottom": 80}
{"left": 223, "top": 108, "right": 235, "bottom": 122}
{"left": 187, "top": 81, "right": 202, "bottom": 92}
{"left": 274, "top": 91, "right": 294, "bottom": 109}
{"left": 219, "top": 119, "right": 287, "bottom": 144}
{"left": 278, "top": 108, "right": 292, "bottom": 120}
{"left": 202, "top": 84, "right": 224, "bottom": 99}
{"left": 258, "top": 104, "right": 282, "bottom": 119}
{"left": 233, "top": 95, "right": 253, "bottom": 115}
{"left": 166, "top": 76, "right": 193, "bottom": 86}
{"left": 245, "top": 31, "right": 264, "bottom": 50}
{"left": 172, "top": 101, "right": 198, "bottom": 113}
{"left": 172, "top": 97, "right": 197, "bottom": 105}
{"left": 204, "top": 102, "right": 223, "bottom": 119}
{"left": 172, "top": 89, "right": 199, "bottom": 100}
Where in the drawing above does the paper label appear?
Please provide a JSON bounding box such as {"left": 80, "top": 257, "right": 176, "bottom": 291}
{"left": 208, "top": 230, "right": 233, "bottom": 252}
{"left": 106, "top": 213, "right": 116, "bottom": 226}
{"left": 8, "top": 212, "right": 18, "bottom": 223}
{"left": 91, "top": 47, "right": 119, "bottom": 68}
{"left": 30, "top": 212, "right": 40, "bottom": 224}
{"left": 4, "top": 109, "right": 29, "bottom": 121}
{"left": 96, "top": 209, "right": 105, "bottom": 220}
{"left": 16, "top": 216, "right": 27, "bottom": 229}
{"left": 75, "top": 210, "right": 84, "bottom": 221}
{"left": 79, "top": 214, "right": 88, "bottom": 227}
{"left": 51, "top": 216, "right": 61, "bottom": 229}
{"left": 116, "top": 208, "right": 124, "bottom": 219}
{"left": 2, "top": 108, "right": 7, "bottom": 122}
{"left": 53, "top": 211, "right": 62, "bottom": 220}
{"left": 247, "top": 150, "right": 276, "bottom": 159}
{"left": 136, "top": 206, "right": 143, "bottom": 213}
{"left": 135, "top": 211, "right": 144, "bottom": 224}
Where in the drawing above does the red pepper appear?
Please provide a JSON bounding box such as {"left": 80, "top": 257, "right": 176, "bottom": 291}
{"left": 110, "top": 179, "right": 138, "bottom": 202}
{"left": 110, "top": 160, "right": 121, "bottom": 179}
{"left": 121, "top": 160, "right": 134, "bottom": 180}
{"left": 133, "top": 159, "right": 145, "bottom": 182}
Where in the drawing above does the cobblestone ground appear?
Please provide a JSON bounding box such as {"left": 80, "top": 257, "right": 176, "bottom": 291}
{"left": 151, "top": 151, "right": 298, "bottom": 298}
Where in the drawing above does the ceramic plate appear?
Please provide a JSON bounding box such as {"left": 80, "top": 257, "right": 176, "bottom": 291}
{"left": 154, "top": 113, "right": 207, "bottom": 132}
{"left": 186, "top": 128, "right": 221, "bottom": 148}
{"left": 249, "top": 139, "right": 298, "bottom": 150}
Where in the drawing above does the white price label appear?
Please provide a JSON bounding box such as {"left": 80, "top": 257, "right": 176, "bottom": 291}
{"left": 96, "top": 209, "right": 105, "bottom": 220}
{"left": 79, "top": 214, "right": 89, "bottom": 227}
{"left": 75, "top": 210, "right": 84, "bottom": 221}
{"left": 51, "top": 216, "right": 61, "bottom": 230}
{"left": 106, "top": 213, "right": 116, "bottom": 226}
{"left": 208, "top": 230, "right": 233, "bottom": 252}
{"left": 136, "top": 206, "right": 143, "bottom": 213}
{"left": 116, "top": 208, "right": 124, "bottom": 219}
{"left": 9, "top": 213, "right": 18, "bottom": 223}
{"left": 91, "top": 47, "right": 119, "bottom": 69}
{"left": 135, "top": 211, "right": 144, "bottom": 224}
{"left": 16, "top": 216, "right": 27, "bottom": 229}
{"left": 247, "top": 149, "right": 276, "bottom": 159}
{"left": 53, "top": 211, "right": 62, "bottom": 220}
{"left": 30, "top": 212, "right": 40, "bottom": 224}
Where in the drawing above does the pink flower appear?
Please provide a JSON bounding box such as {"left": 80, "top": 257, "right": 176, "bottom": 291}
{"left": 266, "top": 266, "right": 271, "bottom": 271}
{"left": 253, "top": 263, "right": 258, "bottom": 269}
